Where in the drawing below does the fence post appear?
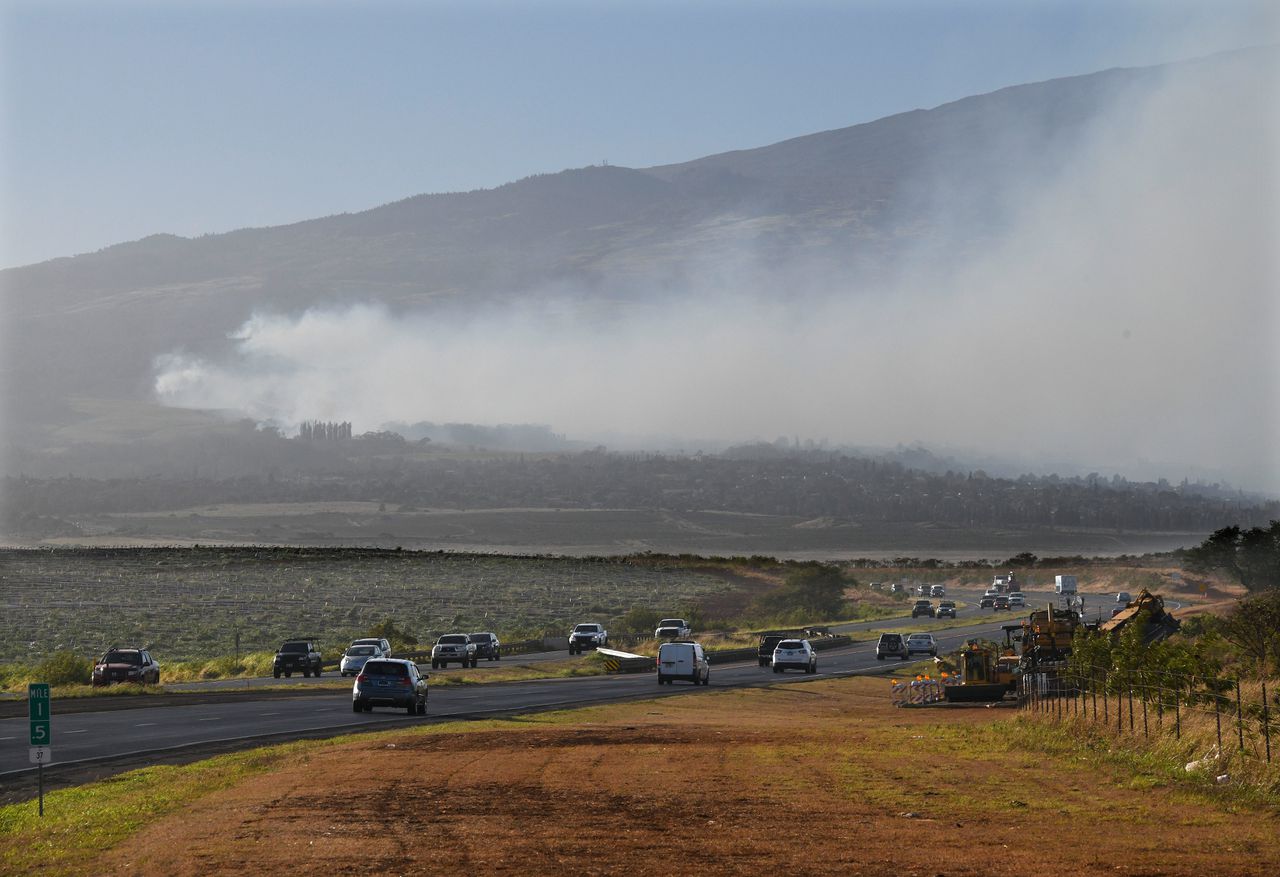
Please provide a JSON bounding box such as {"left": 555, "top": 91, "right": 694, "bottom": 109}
{"left": 1127, "top": 672, "right": 1135, "bottom": 734}
{"left": 1092, "top": 669, "right": 1098, "bottom": 722}
{"left": 1236, "top": 678, "right": 1245, "bottom": 753}
{"left": 1141, "top": 676, "right": 1149, "bottom": 739}
{"left": 1214, "top": 691, "right": 1223, "bottom": 753}
{"left": 1174, "top": 687, "right": 1180, "bottom": 741}
{"left": 1103, "top": 669, "right": 1109, "bottom": 724}
{"left": 1263, "top": 678, "right": 1272, "bottom": 764}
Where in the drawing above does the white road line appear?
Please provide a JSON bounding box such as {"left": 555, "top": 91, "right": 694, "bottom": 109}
{"left": 259, "top": 712, "right": 280, "bottom": 717}
{"left": 198, "top": 716, "right": 221, "bottom": 721}
{"left": 65, "top": 729, "right": 88, "bottom": 734}
{"left": 135, "top": 723, "right": 157, "bottom": 727}
{"left": 0, "top": 736, "right": 16, "bottom": 742}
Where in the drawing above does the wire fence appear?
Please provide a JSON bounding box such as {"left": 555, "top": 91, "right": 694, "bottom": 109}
{"left": 1020, "top": 663, "right": 1276, "bottom": 764}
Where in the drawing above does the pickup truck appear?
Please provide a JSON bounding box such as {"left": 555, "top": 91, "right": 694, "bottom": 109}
{"left": 568, "top": 623, "right": 608, "bottom": 654}
{"left": 655, "top": 618, "right": 691, "bottom": 639}
{"left": 273, "top": 640, "right": 323, "bottom": 678}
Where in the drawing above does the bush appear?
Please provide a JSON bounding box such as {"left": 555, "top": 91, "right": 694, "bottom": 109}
{"left": 35, "top": 650, "right": 92, "bottom": 686}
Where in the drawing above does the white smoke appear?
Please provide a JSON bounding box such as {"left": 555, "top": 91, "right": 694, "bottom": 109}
{"left": 154, "top": 53, "right": 1279, "bottom": 491}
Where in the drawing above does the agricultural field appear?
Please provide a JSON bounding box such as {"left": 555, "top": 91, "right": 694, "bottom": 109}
{"left": 12, "top": 501, "right": 1208, "bottom": 559}
{"left": 0, "top": 547, "right": 737, "bottom": 663}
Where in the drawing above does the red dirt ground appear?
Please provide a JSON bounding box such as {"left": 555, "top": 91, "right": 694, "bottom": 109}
{"left": 98, "top": 678, "right": 1278, "bottom": 876}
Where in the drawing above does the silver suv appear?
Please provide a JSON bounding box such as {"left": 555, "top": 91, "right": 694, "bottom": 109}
{"left": 431, "top": 634, "right": 477, "bottom": 668}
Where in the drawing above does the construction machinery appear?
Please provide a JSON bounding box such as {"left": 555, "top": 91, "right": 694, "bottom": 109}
{"left": 1099, "top": 589, "right": 1181, "bottom": 642}
{"left": 943, "top": 637, "right": 1020, "bottom": 702}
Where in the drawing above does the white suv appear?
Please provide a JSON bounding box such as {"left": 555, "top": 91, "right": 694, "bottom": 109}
{"left": 772, "top": 638, "right": 817, "bottom": 674}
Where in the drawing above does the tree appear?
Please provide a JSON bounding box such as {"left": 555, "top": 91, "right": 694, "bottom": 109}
{"left": 1184, "top": 521, "right": 1280, "bottom": 594}
{"left": 755, "top": 564, "right": 852, "bottom": 621}
{"left": 1216, "top": 589, "right": 1280, "bottom": 675}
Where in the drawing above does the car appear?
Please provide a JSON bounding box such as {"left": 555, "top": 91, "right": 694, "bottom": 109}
{"left": 431, "top": 634, "right": 477, "bottom": 668}
{"left": 869, "top": 582, "right": 883, "bottom": 591}
{"left": 273, "top": 640, "right": 322, "bottom": 678}
{"left": 911, "top": 599, "right": 935, "bottom": 618}
{"left": 351, "top": 637, "right": 392, "bottom": 655}
{"left": 656, "top": 640, "right": 709, "bottom": 685}
{"left": 91, "top": 647, "right": 160, "bottom": 686}
{"left": 993, "top": 595, "right": 1011, "bottom": 611}
{"left": 757, "top": 632, "right": 792, "bottom": 667}
{"left": 916, "top": 584, "right": 930, "bottom": 596}
{"left": 468, "top": 632, "right": 502, "bottom": 661}
{"left": 1008, "top": 593, "right": 1026, "bottom": 609}
{"left": 936, "top": 600, "right": 957, "bottom": 619}
{"left": 772, "top": 638, "right": 817, "bottom": 674}
{"left": 339, "top": 644, "right": 382, "bottom": 676}
{"left": 930, "top": 584, "right": 946, "bottom": 597}
{"left": 979, "top": 594, "right": 996, "bottom": 608}
{"left": 655, "top": 618, "right": 691, "bottom": 639}
{"left": 889, "top": 583, "right": 903, "bottom": 594}
{"left": 352, "top": 658, "right": 428, "bottom": 715}
{"left": 568, "top": 622, "right": 608, "bottom": 654}
{"left": 905, "top": 633, "right": 938, "bottom": 657}
{"left": 876, "top": 632, "right": 909, "bottom": 660}
{"left": 1116, "top": 591, "right": 1132, "bottom": 604}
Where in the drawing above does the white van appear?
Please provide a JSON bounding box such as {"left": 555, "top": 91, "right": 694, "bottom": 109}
{"left": 656, "top": 641, "right": 710, "bottom": 686}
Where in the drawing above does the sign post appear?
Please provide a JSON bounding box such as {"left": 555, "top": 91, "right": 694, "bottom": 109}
{"left": 28, "top": 683, "right": 51, "bottom": 816}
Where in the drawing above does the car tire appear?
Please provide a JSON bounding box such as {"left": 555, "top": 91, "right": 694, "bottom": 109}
{"left": 773, "top": 666, "right": 781, "bottom": 674}
{"left": 285, "top": 671, "right": 292, "bottom": 678}
{"left": 657, "top": 674, "right": 664, "bottom": 685}
{"left": 302, "top": 668, "right": 310, "bottom": 678}
{"left": 314, "top": 667, "right": 321, "bottom": 677}
{"left": 364, "top": 702, "right": 373, "bottom": 712}
{"left": 877, "top": 655, "right": 885, "bottom": 661}
{"left": 431, "top": 660, "right": 438, "bottom": 669}
{"left": 406, "top": 702, "right": 416, "bottom": 715}
{"left": 353, "top": 700, "right": 363, "bottom": 713}
{"left": 273, "top": 670, "right": 280, "bottom": 679}
{"left": 417, "top": 700, "right": 427, "bottom": 715}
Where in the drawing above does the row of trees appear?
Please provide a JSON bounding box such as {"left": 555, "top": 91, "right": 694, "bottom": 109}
{"left": 8, "top": 455, "right": 1275, "bottom": 534}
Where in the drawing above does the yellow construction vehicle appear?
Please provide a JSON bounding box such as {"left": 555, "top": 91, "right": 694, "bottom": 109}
{"left": 944, "top": 637, "right": 1019, "bottom": 702}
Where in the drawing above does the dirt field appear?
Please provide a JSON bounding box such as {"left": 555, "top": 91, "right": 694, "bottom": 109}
{"left": 87, "top": 678, "right": 1278, "bottom": 876}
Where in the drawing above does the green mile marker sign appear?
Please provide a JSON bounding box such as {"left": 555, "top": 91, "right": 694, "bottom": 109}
{"left": 29, "top": 683, "right": 51, "bottom": 747}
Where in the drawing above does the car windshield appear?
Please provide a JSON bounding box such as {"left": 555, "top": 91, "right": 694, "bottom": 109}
{"left": 438, "top": 635, "right": 468, "bottom": 644}
{"left": 940, "top": 602, "right": 954, "bottom": 608}
{"left": 281, "top": 642, "right": 308, "bottom": 653}
{"left": 364, "top": 662, "right": 407, "bottom": 677}
{"left": 574, "top": 625, "right": 599, "bottom": 633}
{"left": 468, "top": 634, "right": 489, "bottom": 642}
{"left": 103, "top": 650, "right": 142, "bottom": 664}
{"left": 658, "top": 619, "right": 682, "bottom": 627}
{"left": 346, "top": 646, "right": 375, "bottom": 656}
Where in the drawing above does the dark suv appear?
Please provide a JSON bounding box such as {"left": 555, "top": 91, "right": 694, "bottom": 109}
{"left": 352, "top": 658, "right": 428, "bottom": 715}
{"left": 876, "top": 633, "right": 909, "bottom": 661}
{"left": 273, "top": 640, "right": 323, "bottom": 678}
{"left": 911, "top": 600, "right": 935, "bottom": 619}
{"left": 469, "top": 632, "right": 502, "bottom": 661}
{"left": 92, "top": 647, "right": 160, "bottom": 686}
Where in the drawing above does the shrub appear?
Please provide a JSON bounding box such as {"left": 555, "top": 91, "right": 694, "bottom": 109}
{"left": 35, "top": 650, "right": 92, "bottom": 686}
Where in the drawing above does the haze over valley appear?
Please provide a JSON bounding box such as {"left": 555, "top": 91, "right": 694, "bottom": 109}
{"left": 2, "top": 39, "right": 1276, "bottom": 549}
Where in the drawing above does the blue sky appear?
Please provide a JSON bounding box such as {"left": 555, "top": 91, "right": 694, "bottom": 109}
{"left": 2, "top": 0, "right": 1275, "bottom": 268}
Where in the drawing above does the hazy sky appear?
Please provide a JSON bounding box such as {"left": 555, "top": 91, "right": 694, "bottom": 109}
{"left": 2, "top": 0, "right": 1276, "bottom": 269}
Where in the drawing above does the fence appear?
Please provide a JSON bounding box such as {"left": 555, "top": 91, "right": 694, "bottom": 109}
{"left": 1020, "top": 663, "right": 1276, "bottom": 765}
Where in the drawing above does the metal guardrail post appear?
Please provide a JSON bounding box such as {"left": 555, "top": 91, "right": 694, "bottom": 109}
{"left": 1127, "top": 672, "right": 1134, "bottom": 735}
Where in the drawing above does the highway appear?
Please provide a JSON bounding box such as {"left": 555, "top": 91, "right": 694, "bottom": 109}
{"left": 4, "top": 585, "right": 1138, "bottom": 783}
{"left": 0, "top": 608, "right": 1025, "bottom": 781}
